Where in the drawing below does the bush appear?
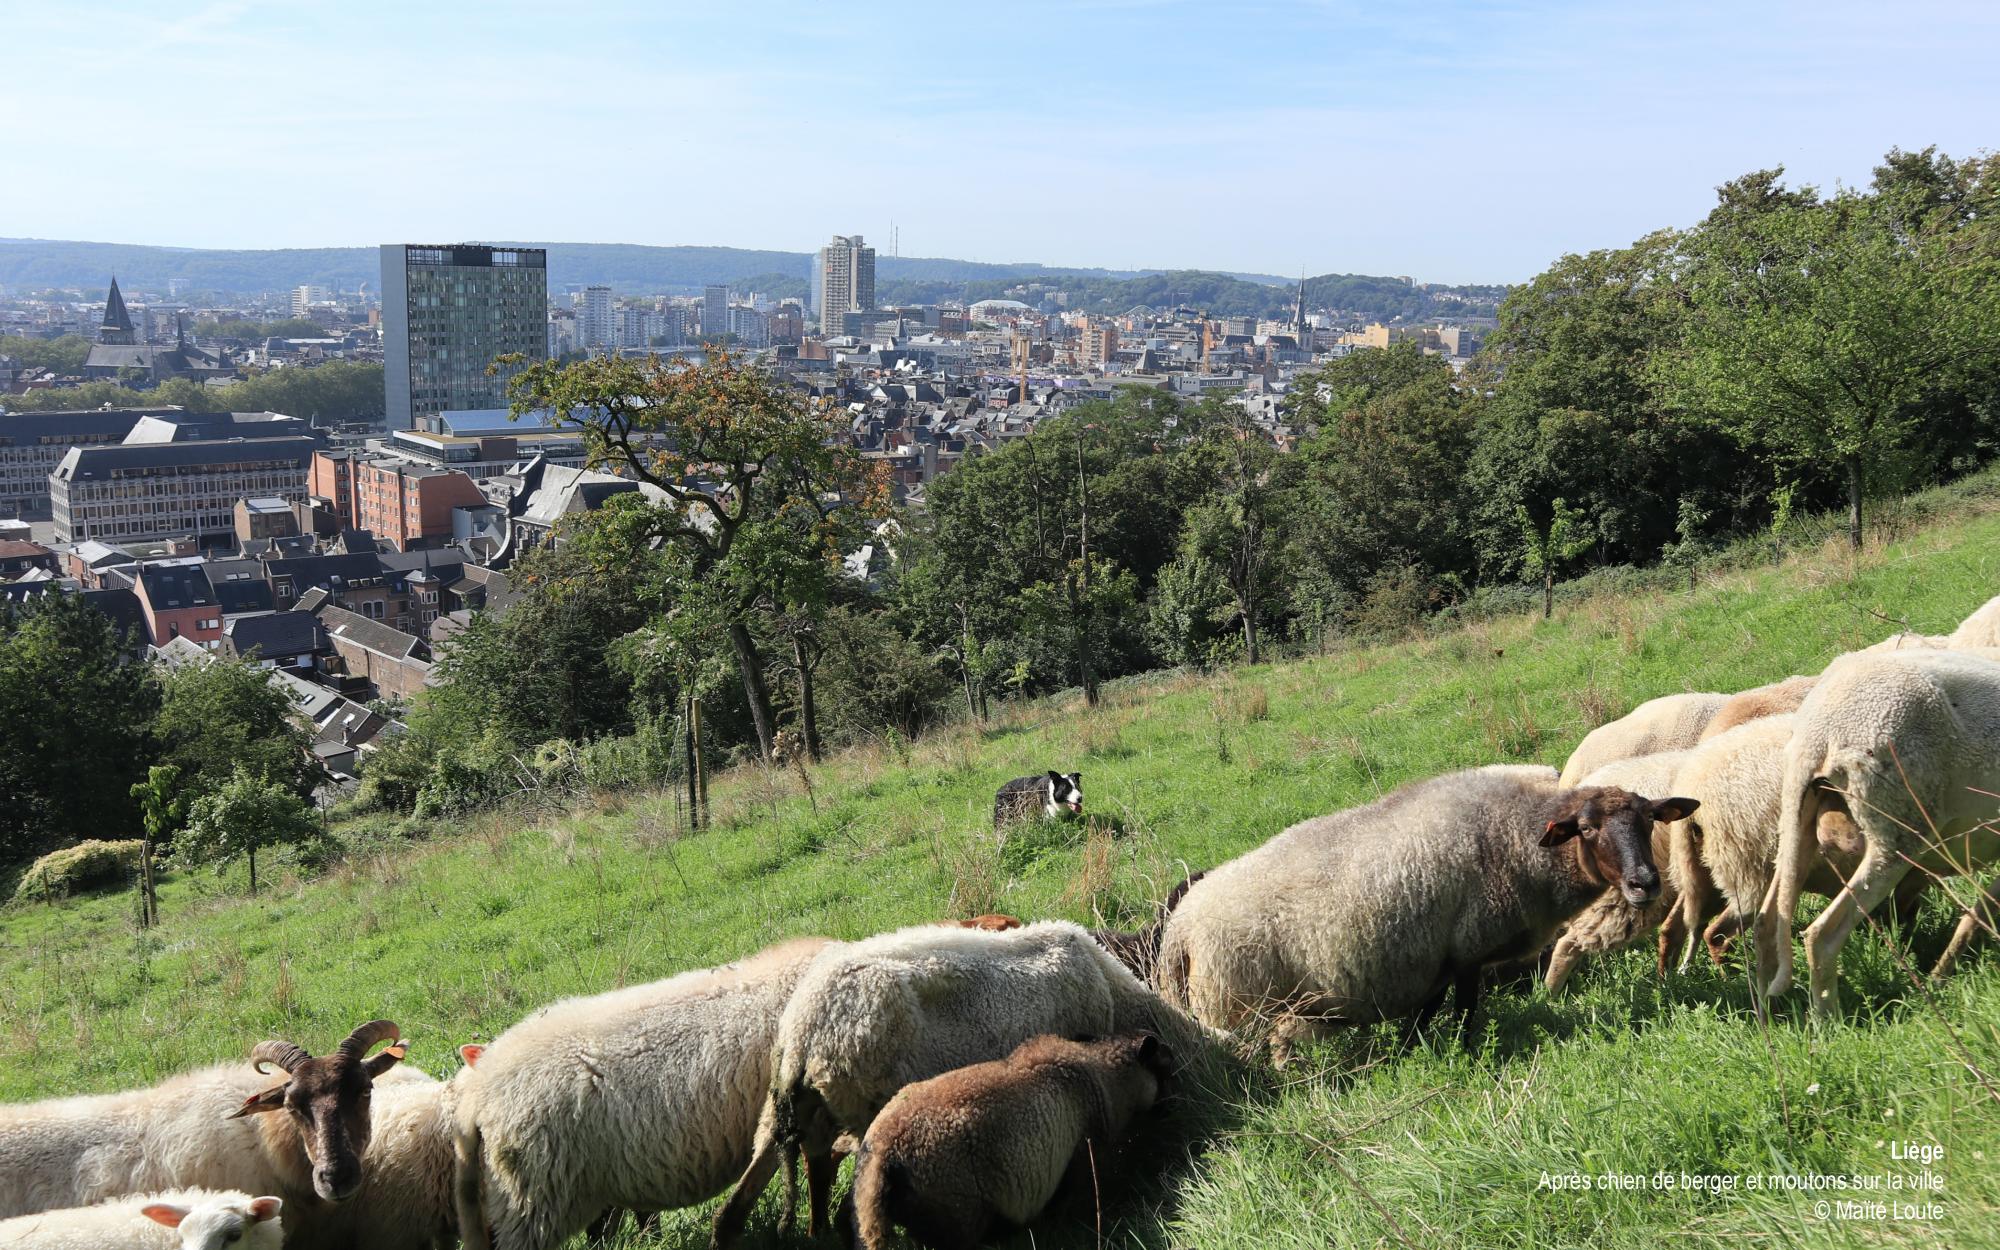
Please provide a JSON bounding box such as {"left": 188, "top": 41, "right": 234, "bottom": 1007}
{"left": 12, "top": 839, "right": 142, "bottom": 904}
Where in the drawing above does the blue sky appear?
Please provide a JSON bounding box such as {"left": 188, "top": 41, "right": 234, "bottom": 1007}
{"left": 6, "top": 1, "right": 1994, "bottom": 282}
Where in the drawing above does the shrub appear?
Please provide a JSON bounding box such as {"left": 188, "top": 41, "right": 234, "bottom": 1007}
{"left": 12, "top": 839, "right": 143, "bottom": 904}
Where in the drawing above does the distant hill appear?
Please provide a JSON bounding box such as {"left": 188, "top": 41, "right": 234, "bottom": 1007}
{"left": 0, "top": 238, "right": 1500, "bottom": 321}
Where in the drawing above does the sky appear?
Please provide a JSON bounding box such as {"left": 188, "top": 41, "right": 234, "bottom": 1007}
{"left": 5, "top": 1, "right": 1995, "bottom": 284}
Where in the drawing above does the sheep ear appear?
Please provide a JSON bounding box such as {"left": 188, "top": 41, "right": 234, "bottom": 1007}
{"left": 249, "top": 1197, "right": 283, "bottom": 1223}
{"left": 459, "top": 1044, "right": 485, "bottom": 1067}
{"left": 363, "top": 1042, "right": 408, "bottom": 1077}
{"left": 1651, "top": 796, "right": 1700, "bottom": 823}
{"left": 141, "top": 1204, "right": 189, "bottom": 1228}
{"left": 1138, "top": 1033, "right": 1160, "bottom": 1062}
{"left": 1539, "top": 818, "right": 1581, "bottom": 847}
{"left": 228, "top": 1082, "right": 289, "bottom": 1119}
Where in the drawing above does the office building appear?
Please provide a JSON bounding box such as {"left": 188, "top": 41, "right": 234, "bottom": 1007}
{"left": 381, "top": 244, "right": 549, "bottom": 432}
{"left": 816, "top": 235, "right": 875, "bottom": 336}
{"left": 51, "top": 436, "right": 316, "bottom": 544}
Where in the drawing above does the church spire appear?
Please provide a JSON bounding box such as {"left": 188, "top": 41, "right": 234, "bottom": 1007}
{"left": 100, "top": 276, "right": 136, "bottom": 345}
{"left": 1294, "top": 271, "right": 1308, "bottom": 337}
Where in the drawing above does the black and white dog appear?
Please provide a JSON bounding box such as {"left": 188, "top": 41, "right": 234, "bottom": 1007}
{"left": 993, "top": 771, "right": 1084, "bottom": 829}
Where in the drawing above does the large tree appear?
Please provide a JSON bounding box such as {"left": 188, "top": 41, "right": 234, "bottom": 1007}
{"left": 0, "top": 593, "right": 157, "bottom": 862}
{"left": 153, "top": 657, "right": 321, "bottom": 804}
{"left": 502, "top": 352, "right": 889, "bottom": 759}
{"left": 1661, "top": 165, "right": 2000, "bottom": 547}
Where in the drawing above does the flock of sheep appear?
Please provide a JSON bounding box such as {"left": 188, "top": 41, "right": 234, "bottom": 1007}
{"left": 4, "top": 596, "right": 1999, "bottom": 1249}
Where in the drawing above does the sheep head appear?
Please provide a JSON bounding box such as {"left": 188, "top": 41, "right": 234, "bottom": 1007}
{"left": 228, "top": 1019, "right": 408, "bottom": 1202}
{"left": 1540, "top": 787, "right": 1697, "bottom": 905}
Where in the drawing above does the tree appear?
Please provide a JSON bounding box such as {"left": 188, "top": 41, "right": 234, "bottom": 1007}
{"left": 1517, "top": 498, "right": 1595, "bottom": 619}
{"left": 1662, "top": 174, "right": 2000, "bottom": 548}
{"left": 129, "top": 765, "right": 188, "bottom": 927}
{"left": 0, "top": 592, "right": 158, "bottom": 863}
{"left": 153, "top": 658, "right": 320, "bottom": 803}
{"left": 502, "top": 352, "right": 889, "bottom": 759}
{"left": 180, "top": 767, "right": 320, "bottom": 894}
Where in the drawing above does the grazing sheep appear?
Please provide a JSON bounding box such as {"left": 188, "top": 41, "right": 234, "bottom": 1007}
{"left": 1543, "top": 750, "right": 1696, "bottom": 993}
{"left": 994, "top": 772, "right": 1083, "bottom": 828}
{"left": 454, "top": 938, "right": 835, "bottom": 1250}
{"left": 0, "top": 1190, "right": 282, "bottom": 1250}
{"left": 1155, "top": 765, "right": 1694, "bottom": 1059}
{"left": 1755, "top": 649, "right": 2000, "bottom": 1015}
{"left": 0, "top": 1021, "right": 408, "bottom": 1222}
{"left": 842, "top": 1034, "right": 1172, "bottom": 1250}
{"left": 1558, "top": 693, "right": 1727, "bottom": 786}
{"left": 1088, "top": 871, "right": 1207, "bottom": 983}
{"left": 1947, "top": 594, "right": 2000, "bottom": 649}
{"left": 1696, "top": 675, "right": 1818, "bottom": 743}
{"left": 323, "top": 1066, "right": 468, "bottom": 1250}
{"left": 709, "top": 921, "right": 1200, "bottom": 1249}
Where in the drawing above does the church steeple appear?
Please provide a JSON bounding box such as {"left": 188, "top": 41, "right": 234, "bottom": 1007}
{"left": 99, "top": 276, "right": 136, "bottom": 345}
{"left": 1293, "top": 272, "right": 1308, "bottom": 337}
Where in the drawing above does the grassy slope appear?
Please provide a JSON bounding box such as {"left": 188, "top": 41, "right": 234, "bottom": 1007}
{"left": 5, "top": 487, "right": 2000, "bottom": 1248}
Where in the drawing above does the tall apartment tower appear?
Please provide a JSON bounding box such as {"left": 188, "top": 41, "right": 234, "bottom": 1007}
{"left": 815, "top": 234, "right": 875, "bottom": 337}
{"left": 381, "top": 244, "right": 549, "bottom": 432}
{"left": 579, "top": 285, "right": 615, "bottom": 350}
{"left": 702, "top": 285, "right": 730, "bottom": 341}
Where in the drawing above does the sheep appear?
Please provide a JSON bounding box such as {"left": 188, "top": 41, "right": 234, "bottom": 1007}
{"left": 321, "top": 1066, "right": 467, "bottom": 1250}
{"left": 1859, "top": 630, "right": 1952, "bottom": 653}
{"left": 1542, "top": 750, "right": 1696, "bottom": 993}
{"left": 951, "top": 914, "right": 1024, "bottom": 931}
{"left": 1088, "top": 870, "right": 1207, "bottom": 983}
{"left": 841, "top": 1033, "right": 1173, "bottom": 1250}
{"left": 0, "top": 1190, "right": 282, "bottom": 1250}
{"left": 1558, "top": 693, "right": 1727, "bottom": 786}
{"left": 0, "top": 1021, "right": 409, "bottom": 1222}
{"left": 1154, "top": 764, "right": 1695, "bottom": 1060}
{"left": 708, "top": 921, "right": 1202, "bottom": 1249}
{"left": 453, "top": 937, "right": 835, "bottom": 1250}
{"left": 1754, "top": 648, "right": 2000, "bottom": 1015}
{"left": 1947, "top": 593, "right": 2000, "bottom": 649}
{"left": 1696, "top": 675, "right": 1818, "bottom": 743}
{"left": 994, "top": 772, "right": 1083, "bottom": 828}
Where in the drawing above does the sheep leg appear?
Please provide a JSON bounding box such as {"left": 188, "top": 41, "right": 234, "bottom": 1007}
{"left": 1543, "top": 933, "right": 1587, "bottom": 996}
{"left": 1656, "top": 907, "right": 1688, "bottom": 978}
{"left": 1931, "top": 877, "right": 2000, "bottom": 981}
{"left": 1703, "top": 908, "right": 1746, "bottom": 964}
{"left": 710, "top": 1133, "right": 786, "bottom": 1250}
{"left": 1451, "top": 966, "right": 1481, "bottom": 1024}
{"left": 1398, "top": 981, "right": 1453, "bottom": 1049}
{"left": 1802, "top": 841, "right": 1910, "bottom": 1020}
{"left": 805, "top": 1147, "right": 839, "bottom": 1237}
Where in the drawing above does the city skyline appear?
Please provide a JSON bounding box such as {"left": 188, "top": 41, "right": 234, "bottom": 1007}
{"left": 5, "top": 3, "right": 1997, "bottom": 283}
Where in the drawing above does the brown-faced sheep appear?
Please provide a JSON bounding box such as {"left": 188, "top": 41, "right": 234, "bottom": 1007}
{"left": 1543, "top": 750, "right": 1697, "bottom": 993}
{"left": 454, "top": 938, "right": 834, "bottom": 1250}
{"left": 1088, "top": 871, "right": 1207, "bottom": 982}
{"left": 1696, "top": 675, "right": 1818, "bottom": 743}
{"left": 1558, "top": 693, "right": 1727, "bottom": 786}
{"left": 842, "top": 1034, "right": 1172, "bottom": 1250}
{"left": 708, "top": 921, "right": 1200, "bottom": 1249}
{"left": 1755, "top": 649, "right": 2000, "bottom": 1015}
{"left": 0, "top": 1190, "right": 282, "bottom": 1250}
{"left": 1154, "top": 765, "right": 1694, "bottom": 1060}
{"left": 0, "top": 1021, "right": 408, "bottom": 1223}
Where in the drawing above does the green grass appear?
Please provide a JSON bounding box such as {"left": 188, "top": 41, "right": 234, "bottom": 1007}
{"left": 7, "top": 477, "right": 2000, "bottom": 1248}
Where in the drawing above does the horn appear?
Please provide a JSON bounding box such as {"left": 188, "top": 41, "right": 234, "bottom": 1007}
{"left": 338, "top": 1019, "right": 402, "bottom": 1060}
{"left": 250, "top": 1040, "right": 311, "bottom": 1075}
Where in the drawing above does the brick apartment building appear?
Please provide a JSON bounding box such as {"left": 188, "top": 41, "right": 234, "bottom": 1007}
{"left": 309, "top": 450, "right": 485, "bottom": 550}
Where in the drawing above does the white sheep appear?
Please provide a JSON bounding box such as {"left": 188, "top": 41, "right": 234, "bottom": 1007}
{"left": 1558, "top": 692, "right": 1727, "bottom": 786}
{"left": 1859, "top": 630, "right": 1952, "bottom": 653}
{"left": 1543, "top": 749, "right": 1695, "bottom": 992}
{"left": 1754, "top": 649, "right": 2000, "bottom": 1015}
{"left": 1946, "top": 594, "right": 2000, "bottom": 649}
{"left": 0, "top": 1190, "right": 281, "bottom": 1250}
{"left": 708, "top": 921, "right": 1202, "bottom": 1249}
{"left": 1155, "top": 764, "right": 1694, "bottom": 1059}
{"left": 1696, "top": 675, "right": 1818, "bottom": 743}
{"left": 0, "top": 1021, "right": 410, "bottom": 1223}
{"left": 454, "top": 937, "right": 835, "bottom": 1250}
